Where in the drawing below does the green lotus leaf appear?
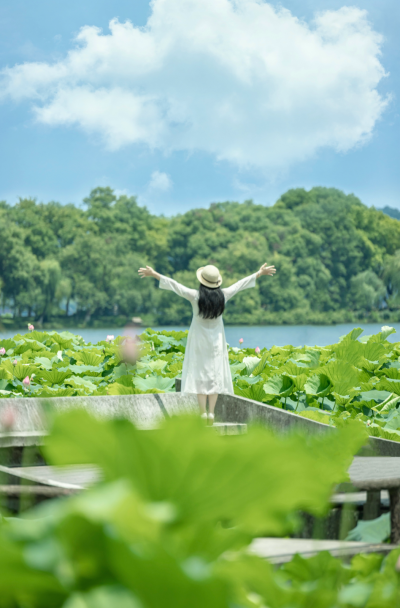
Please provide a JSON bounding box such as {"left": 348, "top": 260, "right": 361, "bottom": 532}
{"left": 21, "top": 330, "right": 49, "bottom": 343}
{"left": 107, "top": 383, "right": 138, "bottom": 395}
{"left": 112, "top": 363, "right": 135, "bottom": 380}
{"left": 379, "top": 367, "right": 400, "bottom": 380}
{"left": 236, "top": 375, "right": 262, "bottom": 387}
{"left": 0, "top": 389, "right": 13, "bottom": 396}
{"left": 367, "top": 326, "right": 397, "bottom": 343}
{"left": 334, "top": 338, "right": 364, "bottom": 366}
{"left": 263, "top": 375, "right": 294, "bottom": 398}
{"left": 290, "top": 351, "right": 320, "bottom": 368}
{"left": 277, "top": 361, "right": 308, "bottom": 376}
{"left": 167, "top": 362, "right": 183, "bottom": 376}
{"left": 242, "top": 356, "right": 261, "bottom": 375}
{"left": 363, "top": 342, "right": 388, "bottom": 362}
{"left": 46, "top": 332, "right": 76, "bottom": 349}
{"left": 137, "top": 359, "right": 168, "bottom": 373}
{"left": 320, "top": 361, "right": 360, "bottom": 397}
{"left": 110, "top": 374, "right": 134, "bottom": 388}
{"left": 384, "top": 410, "right": 400, "bottom": 431}
{"left": 359, "top": 389, "right": 392, "bottom": 403}
{"left": 36, "top": 387, "right": 76, "bottom": 398}
{"left": 39, "top": 369, "right": 72, "bottom": 385}
{"left": 346, "top": 513, "right": 390, "bottom": 543}
{"left": 251, "top": 352, "right": 269, "bottom": 376}
{"left": 0, "top": 368, "right": 12, "bottom": 380}
{"left": 75, "top": 351, "right": 104, "bottom": 366}
{"left": 62, "top": 364, "right": 103, "bottom": 375}
{"left": 292, "top": 373, "right": 310, "bottom": 392}
{"left": 338, "top": 327, "right": 364, "bottom": 342}
{"left": 34, "top": 357, "right": 53, "bottom": 370}
{"left": 65, "top": 376, "right": 97, "bottom": 392}
{"left": 234, "top": 381, "right": 268, "bottom": 402}
{"left": 304, "top": 374, "right": 332, "bottom": 398}
{"left": 0, "top": 339, "right": 16, "bottom": 351}
{"left": 132, "top": 375, "right": 175, "bottom": 392}
{"left": 298, "top": 410, "right": 331, "bottom": 425}
{"left": 376, "top": 377, "right": 400, "bottom": 396}
{"left": 10, "top": 362, "right": 38, "bottom": 381}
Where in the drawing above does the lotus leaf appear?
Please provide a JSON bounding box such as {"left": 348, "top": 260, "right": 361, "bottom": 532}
{"left": 251, "top": 351, "right": 269, "bottom": 375}
{"left": 65, "top": 376, "right": 98, "bottom": 392}
{"left": 34, "top": 357, "right": 53, "bottom": 370}
{"left": 321, "top": 361, "right": 360, "bottom": 397}
{"left": 107, "top": 383, "right": 137, "bottom": 395}
{"left": 9, "top": 362, "right": 37, "bottom": 381}
{"left": 242, "top": 356, "right": 260, "bottom": 375}
{"left": 263, "top": 375, "right": 294, "bottom": 398}
{"left": 377, "top": 377, "right": 400, "bottom": 396}
{"left": 335, "top": 339, "right": 364, "bottom": 366}
{"left": 137, "top": 359, "right": 168, "bottom": 373}
{"left": 132, "top": 376, "right": 175, "bottom": 392}
{"left": 62, "top": 364, "right": 103, "bottom": 376}
{"left": 292, "top": 373, "right": 309, "bottom": 392}
{"left": 39, "top": 369, "right": 72, "bottom": 386}
{"left": 384, "top": 410, "right": 400, "bottom": 431}
{"left": 304, "top": 374, "right": 332, "bottom": 398}
{"left": 299, "top": 410, "right": 331, "bottom": 425}
{"left": 338, "top": 327, "right": 364, "bottom": 342}
{"left": 234, "top": 382, "right": 268, "bottom": 402}
{"left": 0, "top": 339, "right": 16, "bottom": 351}
{"left": 346, "top": 513, "right": 390, "bottom": 543}
{"left": 75, "top": 351, "right": 104, "bottom": 366}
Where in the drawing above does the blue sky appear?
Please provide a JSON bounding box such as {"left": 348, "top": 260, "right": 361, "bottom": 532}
{"left": 0, "top": 0, "right": 399, "bottom": 215}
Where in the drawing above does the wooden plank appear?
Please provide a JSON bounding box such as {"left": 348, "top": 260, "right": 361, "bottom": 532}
{"left": 0, "top": 485, "right": 77, "bottom": 496}
{"left": 349, "top": 457, "right": 400, "bottom": 490}
{"left": 0, "top": 464, "right": 101, "bottom": 490}
{"left": 250, "top": 538, "right": 397, "bottom": 564}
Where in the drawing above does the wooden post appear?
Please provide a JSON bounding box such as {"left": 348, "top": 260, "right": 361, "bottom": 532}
{"left": 389, "top": 488, "right": 400, "bottom": 544}
{"left": 363, "top": 490, "right": 381, "bottom": 521}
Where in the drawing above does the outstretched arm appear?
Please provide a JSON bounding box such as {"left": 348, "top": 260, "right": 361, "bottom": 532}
{"left": 222, "top": 263, "right": 276, "bottom": 302}
{"left": 138, "top": 266, "right": 197, "bottom": 302}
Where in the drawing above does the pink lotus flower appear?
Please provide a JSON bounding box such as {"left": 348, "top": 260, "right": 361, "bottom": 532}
{"left": 255, "top": 346, "right": 260, "bottom": 354}
{"left": 239, "top": 338, "right": 243, "bottom": 344}
{"left": 106, "top": 335, "right": 115, "bottom": 343}
{"left": 0, "top": 347, "right": 5, "bottom": 356}
{"left": 13, "top": 360, "right": 18, "bottom": 366}
{"left": 0, "top": 407, "right": 16, "bottom": 431}
{"left": 28, "top": 324, "right": 34, "bottom": 331}
{"left": 22, "top": 376, "right": 30, "bottom": 387}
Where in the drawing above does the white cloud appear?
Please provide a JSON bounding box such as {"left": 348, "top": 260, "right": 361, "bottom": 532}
{"left": 148, "top": 170, "right": 173, "bottom": 191}
{"left": 0, "top": 0, "right": 389, "bottom": 169}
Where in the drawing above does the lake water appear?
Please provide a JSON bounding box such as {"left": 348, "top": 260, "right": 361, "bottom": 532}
{"left": 1, "top": 323, "right": 399, "bottom": 349}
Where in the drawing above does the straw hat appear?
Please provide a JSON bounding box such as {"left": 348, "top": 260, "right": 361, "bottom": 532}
{"left": 196, "top": 265, "right": 223, "bottom": 288}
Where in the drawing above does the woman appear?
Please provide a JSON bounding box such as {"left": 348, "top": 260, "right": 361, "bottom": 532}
{"left": 138, "top": 263, "right": 276, "bottom": 422}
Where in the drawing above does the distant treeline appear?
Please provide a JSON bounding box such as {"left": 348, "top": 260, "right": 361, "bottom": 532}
{"left": 0, "top": 187, "right": 400, "bottom": 328}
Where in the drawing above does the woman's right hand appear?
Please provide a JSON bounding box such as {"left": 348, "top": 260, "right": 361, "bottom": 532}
{"left": 138, "top": 265, "right": 157, "bottom": 279}
{"left": 258, "top": 263, "right": 276, "bottom": 277}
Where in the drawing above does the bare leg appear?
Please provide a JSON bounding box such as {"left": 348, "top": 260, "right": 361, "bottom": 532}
{"left": 197, "top": 394, "right": 207, "bottom": 415}
{"left": 208, "top": 394, "right": 218, "bottom": 416}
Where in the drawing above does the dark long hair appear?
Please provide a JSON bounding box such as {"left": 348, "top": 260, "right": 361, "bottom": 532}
{"left": 198, "top": 284, "right": 225, "bottom": 319}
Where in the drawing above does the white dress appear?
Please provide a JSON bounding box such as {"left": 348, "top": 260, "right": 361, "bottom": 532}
{"left": 159, "top": 273, "right": 258, "bottom": 394}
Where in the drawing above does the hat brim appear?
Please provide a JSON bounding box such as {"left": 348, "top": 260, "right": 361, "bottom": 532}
{"left": 196, "top": 267, "right": 223, "bottom": 289}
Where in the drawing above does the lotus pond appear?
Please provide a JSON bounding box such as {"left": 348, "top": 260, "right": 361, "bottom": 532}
{"left": 1, "top": 326, "right": 400, "bottom": 442}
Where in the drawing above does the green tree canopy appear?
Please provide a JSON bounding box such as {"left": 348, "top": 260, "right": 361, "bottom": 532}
{"left": 0, "top": 187, "right": 399, "bottom": 326}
